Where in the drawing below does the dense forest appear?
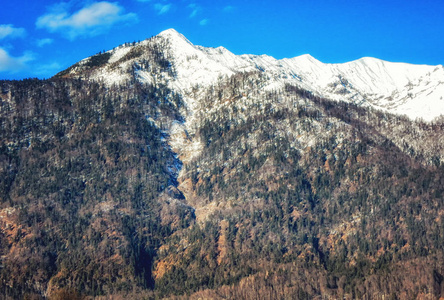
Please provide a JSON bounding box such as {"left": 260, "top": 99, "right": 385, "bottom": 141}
{"left": 1, "top": 36, "right": 444, "bottom": 299}
{"left": 0, "top": 76, "right": 193, "bottom": 298}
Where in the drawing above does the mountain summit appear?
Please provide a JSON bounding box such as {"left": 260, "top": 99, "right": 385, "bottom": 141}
{"left": 58, "top": 28, "right": 444, "bottom": 121}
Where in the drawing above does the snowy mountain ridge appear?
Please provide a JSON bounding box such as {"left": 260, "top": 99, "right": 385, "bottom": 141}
{"left": 64, "top": 28, "right": 444, "bottom": 121}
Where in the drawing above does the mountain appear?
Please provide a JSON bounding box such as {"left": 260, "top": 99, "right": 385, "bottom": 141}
{"left": 59, "top": 28, "right": 444, "bottom": 122}
{"left": 1, "top": 29, "right": 444, "bottom": 299}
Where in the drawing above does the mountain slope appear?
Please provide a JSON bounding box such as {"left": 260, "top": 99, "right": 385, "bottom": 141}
{"left": 0, "top": 29, "right": 444, "bottom": 299}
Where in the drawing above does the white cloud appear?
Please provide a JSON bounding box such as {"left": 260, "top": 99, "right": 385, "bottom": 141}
{"left": 223, "top": 5, "right": 235, "bottom": 12}
{"left": 0, "top": 24, "right": 26, "bottom": 40}
{"left": 37, "top": 38, "right": 54, "bottom": 47}
{"left": 0, "top": 48, "right": 34, "bottom": 73}
{"left": 154, "top": 3, "right": 172, "bottom": 15}
{"left": 188, "top": 3, "right": 200, "bottom": 18}
{"left": 199, "top": 19, "right": 209, "bottom": 26}
{"left": 36, "top": 1, "right": 138, "bottom": 40}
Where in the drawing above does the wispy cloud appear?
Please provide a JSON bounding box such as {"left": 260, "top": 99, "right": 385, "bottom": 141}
{"left": 0, "top": 47, "right": 34, "bottom": 73}
{"left": 223, "top": 5, "right": 235, "bottom": 13}
{"left": 33, "top": 62, "right": 62, "bottom": 77}
{"left": 36, "top": 38, "right": 54, "bottom": 47}
{"left": 188, "top": 3, "right": 201, "bottom": 18}
{"left": 0, "top": 24, "right": 26, "bottom": 40}
{"left": 154, "top": 3, "right": 172, "bottom": 15}
{"left": 200, "top": 19, "right": 209, "bottom": 26}
{"left": 36, "top": 1, "right": 138, "bottom": 40}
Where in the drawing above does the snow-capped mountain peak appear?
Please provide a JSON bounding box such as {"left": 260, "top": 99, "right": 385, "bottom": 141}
{"left": 158, "top": 28, "right": 187, "bottom": 39}
{"left": 58, "top": 29, "right": 444, "bottom": 121}
{"left": 157, "top": 28, "right": 196, "bottom": 52}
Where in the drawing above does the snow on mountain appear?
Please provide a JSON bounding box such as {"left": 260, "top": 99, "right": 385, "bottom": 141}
{"left": 67, "top": 28, "right": 444, "bottom": 121}
{"left": 281, "top": 56, "right": 444, "bottom": 120}
{"left": 152, "top": 29, "right": 255, "bottom": 91}
{"left": 154, "top": 29, "right": 444, "bottom": 121}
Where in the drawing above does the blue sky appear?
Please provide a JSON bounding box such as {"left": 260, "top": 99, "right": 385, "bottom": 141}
{"left": 1, "top": 0, "right": 443, "bottom": 80}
